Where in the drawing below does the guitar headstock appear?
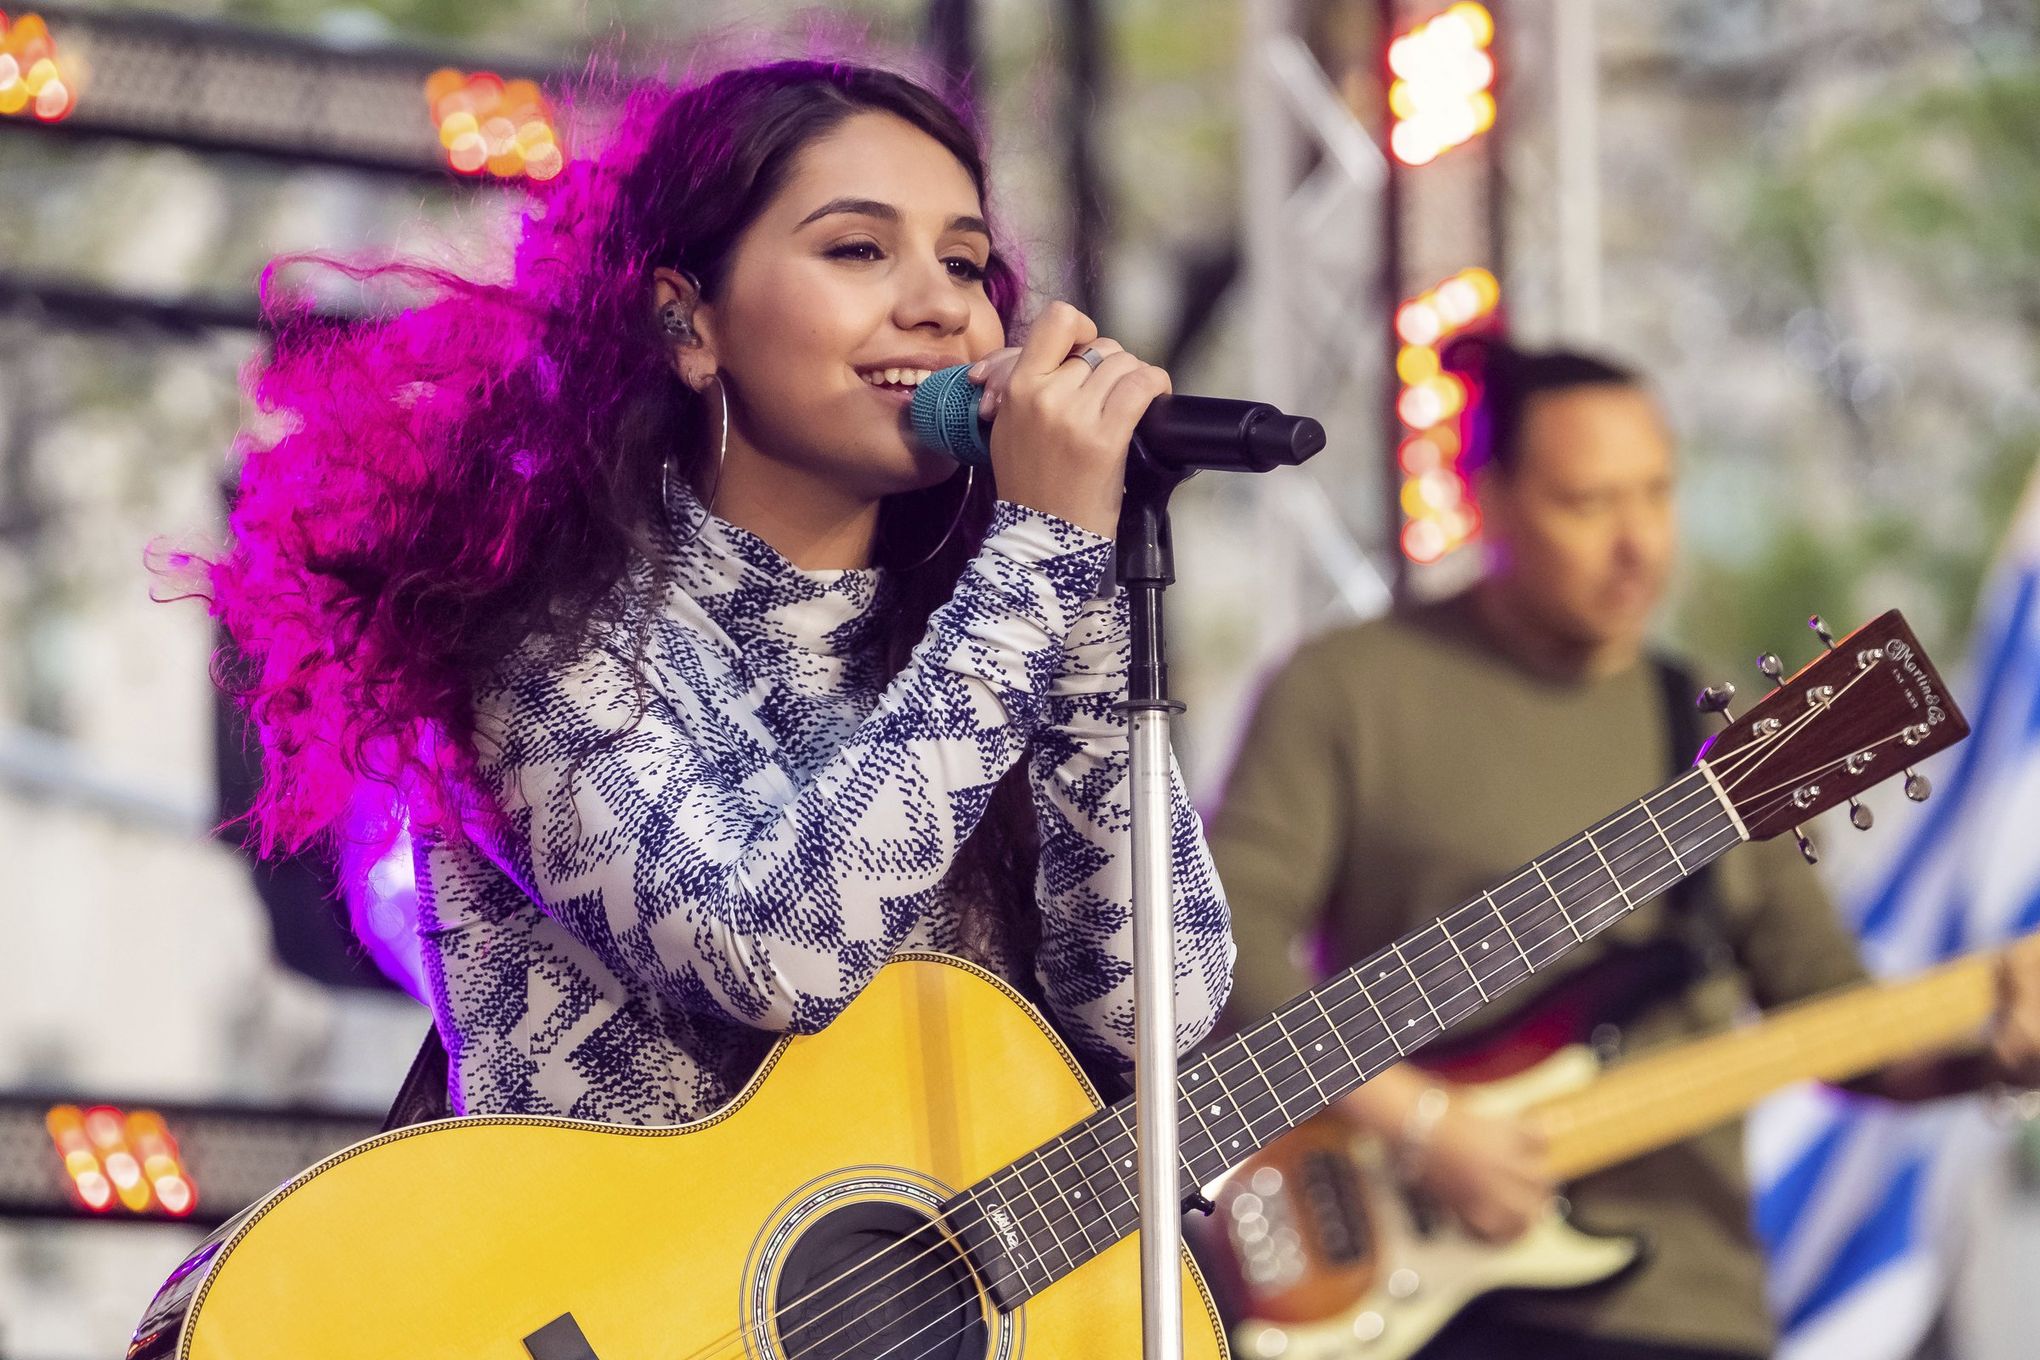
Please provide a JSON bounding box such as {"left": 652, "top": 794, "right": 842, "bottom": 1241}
{"left": 1698, "top": 611, "right": 1968, "bottom": 848}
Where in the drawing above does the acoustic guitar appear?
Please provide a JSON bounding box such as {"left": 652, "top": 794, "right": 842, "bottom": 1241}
{"left": 1200, "top": 936, "right": 2023, "bottom": 1360}
{"left": 128, "top": 611, "right": 1961, "bottom": 1360}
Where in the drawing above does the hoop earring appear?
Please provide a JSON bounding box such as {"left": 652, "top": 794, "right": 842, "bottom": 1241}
{"left": 898, "top": 466, "right": 975, "bottom": 571}
{"left": 664, "top": 373, "right": 729, "bottom": 546}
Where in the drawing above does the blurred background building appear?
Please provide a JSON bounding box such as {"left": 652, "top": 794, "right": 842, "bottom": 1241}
{"left": 1, "top": 1, "right": 2036, "bottom": 1356}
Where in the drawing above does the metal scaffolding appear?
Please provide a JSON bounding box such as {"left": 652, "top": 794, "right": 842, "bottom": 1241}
{"left": 13, "top": 4, "right": 559, "bottom": 176}
{"left": 1236, "top": 0, "right": 1395, "bottom": 645}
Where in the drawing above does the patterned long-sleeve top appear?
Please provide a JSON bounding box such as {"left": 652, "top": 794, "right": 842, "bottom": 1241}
{"left": 416, "top": 494, "right": 1235, "bottom": 1124}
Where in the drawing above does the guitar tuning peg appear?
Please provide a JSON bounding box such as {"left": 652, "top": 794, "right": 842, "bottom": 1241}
{"left": 1756, "top": 653, "right": 1785, "bottom": 688}
{"left": 1809, "top": 615, "right": 1837, "bottom": 650}
{"left": 1695, "top": 683, "right": 1737, "bottom": 722}
{"left": 1792, "top": 827, "right": 1820, "bottom": 865}
{"left": 1848, "top": 798, "right": 1874, "bottom": 830}
{"left": 1904, "top": 770, "right": 1932, "bottom": 802}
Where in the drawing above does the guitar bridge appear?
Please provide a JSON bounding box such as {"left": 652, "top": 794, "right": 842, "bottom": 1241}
{"left": 524, "top": 1314, "right": 601, "bottom": 1360}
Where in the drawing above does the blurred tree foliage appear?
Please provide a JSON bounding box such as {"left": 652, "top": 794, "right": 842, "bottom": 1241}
{"left": 1690, "top": 51, "right": 2040, "bottom": 673}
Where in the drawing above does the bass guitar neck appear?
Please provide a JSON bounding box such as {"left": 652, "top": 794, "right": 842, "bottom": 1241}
{"left": 1535, "top": 946, "right": 2000, "bottom": 1179}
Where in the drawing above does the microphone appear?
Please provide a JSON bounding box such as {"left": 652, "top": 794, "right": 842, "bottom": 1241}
{"left": 909, "top": 365, "right": 1325, "bottom": 474}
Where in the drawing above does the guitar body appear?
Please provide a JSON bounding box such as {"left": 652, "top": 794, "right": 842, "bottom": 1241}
{"left": 1204, "top": 1048, "right": 1641, "bottom": 1360}
{"left": 1204, "top": 914, "right": 2010, "bottom": 1359}
{"left": 131, "top": 956, "right": 1227, "bottom": 1360}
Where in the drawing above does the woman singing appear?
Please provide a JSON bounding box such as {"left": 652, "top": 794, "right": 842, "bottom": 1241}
{"left": 200, "top": 59, "right": 1235, "bottom": 1123}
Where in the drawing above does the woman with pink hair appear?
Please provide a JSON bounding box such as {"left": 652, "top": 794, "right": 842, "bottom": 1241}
{"left": 197, "top": 59, "right": 1235, "bottom": 1124}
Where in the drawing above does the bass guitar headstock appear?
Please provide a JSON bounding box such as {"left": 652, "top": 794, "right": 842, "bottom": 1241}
{"left": 1696, "top": 611, "right": 1968, "bottom": 860}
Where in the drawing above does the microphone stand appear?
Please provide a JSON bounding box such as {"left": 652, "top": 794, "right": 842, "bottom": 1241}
{"left": 1117, "top": 451, "right": 1194, "bottom": 1360}
{"left": 1110, "top": 404, "right": 1323, "bottom": 1359}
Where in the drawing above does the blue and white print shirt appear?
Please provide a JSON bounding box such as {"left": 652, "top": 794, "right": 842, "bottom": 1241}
{"left": 417, "top": 495, "right": 1235, "bottom": 1124}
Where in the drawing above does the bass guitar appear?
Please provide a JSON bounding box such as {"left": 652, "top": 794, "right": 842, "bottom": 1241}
{"left": 128, "top": 611, "right": 1960, "bottom": 1360}
{"left": 1200, "top": 934, "right": 2023, "bottom": 1360}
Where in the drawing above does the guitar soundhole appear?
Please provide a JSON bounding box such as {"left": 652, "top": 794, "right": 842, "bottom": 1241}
{"left": 772, "top": 1200, "right": 989, "bottom": 1360}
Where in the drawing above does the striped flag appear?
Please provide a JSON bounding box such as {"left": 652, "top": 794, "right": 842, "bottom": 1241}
{"left": 1748, "top": 475, "right": 2040, "bottom": 1358}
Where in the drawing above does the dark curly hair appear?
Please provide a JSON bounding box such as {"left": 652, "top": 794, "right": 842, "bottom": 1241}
{"left": 190, "top": 59, "right": 1046, "bottom": 963}
{"left": 1442, "top": 334, "right": 1640, "bottom": 475}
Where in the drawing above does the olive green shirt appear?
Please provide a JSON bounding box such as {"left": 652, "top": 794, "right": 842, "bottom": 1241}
{"left": 1207, "top": 591, "right": 1869, "bottom": 1357}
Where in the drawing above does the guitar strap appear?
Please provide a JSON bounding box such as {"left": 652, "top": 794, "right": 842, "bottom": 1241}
{"left": 1648, "top": 653, "right": 1736, "bottom": 984}
{"left": 383, "top": 1021, "right": 451, "bottom": 1132}
{"left": 1424, "top": 657, "right": 1737, "bottom": 1061}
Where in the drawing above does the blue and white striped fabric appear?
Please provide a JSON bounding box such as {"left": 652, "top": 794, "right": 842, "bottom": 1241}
{"left": 1748, "top": 484, "right": 2040, "bottom": 1359}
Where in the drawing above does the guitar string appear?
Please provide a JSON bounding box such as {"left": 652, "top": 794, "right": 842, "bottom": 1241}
{"left": 775, "top": 815, "right": 1753, "bottom": 1360}
{"left": 1530, "top": 685, "right": 1961, "bottom": 1152}
{"left": 754, "top": 727, "right": 1841, "bottom": 1360}
{"left": 1716, "top": 723, "right": 1918, "bottom": 813}
{"left": 730, "top": 775, "right": 1730, "bottom": 1358}
{"left": 810, "top": 686, "right": 1895, "bottom": 1358}
{"left": 702, "top": 737, "right": 1850, "bottom": 1360}
{"left": 864, "top": 820, "right": 1769, "bottom": 1360}
{"left": 672, "top": 767, "right": 1759, "bottom": 1360}
{"left": 676, "top": 694, "right": 1879, "bottom": 1360}
{"left": 772, "top": 703, "right": 1888, "bottom": 1360}
{"left": 1705, "top": 660, "right": 1886, "bottom": 807}
{"left": 677, "top": 725, "right": 1831, "bottom": 1360}
{"left": 723, "top": 794, "right": 1800, "bottom": 1360}
{"left": 655, "top": 790, "right": 1727, "bottom": 1360}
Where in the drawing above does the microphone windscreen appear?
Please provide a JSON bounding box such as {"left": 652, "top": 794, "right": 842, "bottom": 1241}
{"left": 909, "top": 365, "right": 994, "bottom": 467}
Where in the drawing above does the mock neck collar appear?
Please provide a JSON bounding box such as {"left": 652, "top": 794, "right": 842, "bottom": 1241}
{"left": 659, "top": 488, "right": 893, "bottom": 656}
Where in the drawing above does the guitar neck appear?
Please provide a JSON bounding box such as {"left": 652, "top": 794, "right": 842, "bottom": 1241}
{"left": 949, "top": 766, "right": 1749, "bottom": 1307}
{"left": 1532, "top": 950, "right": 2000, "bottom": 1180}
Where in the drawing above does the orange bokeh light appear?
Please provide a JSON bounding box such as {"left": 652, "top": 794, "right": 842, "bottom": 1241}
{"left": 46, "top": 1104, "right": 197, "bottom": 1217}
{"left": 1399, "top": 436, "right": 1443, "bottom": 475}
{"left": 0, "top": 13, "right": 81, "bottom": 123}
{"left": 1395, "top": 301, "right": 1443, "bottom": 347}
{"left": 1401, "top": 518, "right": 1449, "bottom": 565}
{"left": 1395, "top": 267, "right": 1500, "bottom": 563}
{"left": 425, "top": 68, "right": 562, "bottom": 182}
{"left": 1387, "top": 3, "right": 1494, "bottom": 167}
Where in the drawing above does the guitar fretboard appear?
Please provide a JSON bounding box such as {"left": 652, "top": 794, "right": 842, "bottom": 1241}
{"left": 1533, "top": 949, "right": 1999, "bottom": 1179}
{"left": 945, "top": 764, "right": 1745, "bottom": 1305}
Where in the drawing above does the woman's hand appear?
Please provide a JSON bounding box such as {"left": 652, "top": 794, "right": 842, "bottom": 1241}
{"left": 1406, "top": 1094, "right": 1555, "bottom": 1244}
{"left": 971, "top": 301, "right": 1171, "bottom": 538}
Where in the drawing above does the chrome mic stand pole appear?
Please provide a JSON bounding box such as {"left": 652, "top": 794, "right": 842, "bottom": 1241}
{"left": 1115, "top": 401, "right": 1325, "bottom": 1359}
{"left": 1119, "top": 456, "right": 1191, "bottom": 1360}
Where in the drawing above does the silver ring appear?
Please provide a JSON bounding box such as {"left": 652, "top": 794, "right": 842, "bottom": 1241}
{"left": 1077, "top": 346, "right": 1105, "bottom": 370}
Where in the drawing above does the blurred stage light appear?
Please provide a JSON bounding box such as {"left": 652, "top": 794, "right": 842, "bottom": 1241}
{"left": 1395, "top": 267, "right": 1499, "bottom": 564}
{"left": 1387, "top": 2, "right": 1494, "bottom": 167}
{"left": 1396, "top": 342, "right": 1440, "bottom": 385}
{"left": 1395, "top": 300, "right": 1443, "bottom": 347}
{"left": 1398, "top": 431, "right": 1450, "bottom": 475}
{"left": 45, "top": 1105, "right": 196, "bottom": 1218}
{"left": 426, "top": 68, "right": 563, "bottom": 182}
{"left": 7, "top": 1095, "right": 382, "bottom": 1228}
{"left": 0, "top": 7, "right": 571, "bottom": 181}
{"left": 1401, "top": 517, "right": 1449, "bottom": 566}
{"left": 0, "top": 12, "right": 81, "bottom": 122}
